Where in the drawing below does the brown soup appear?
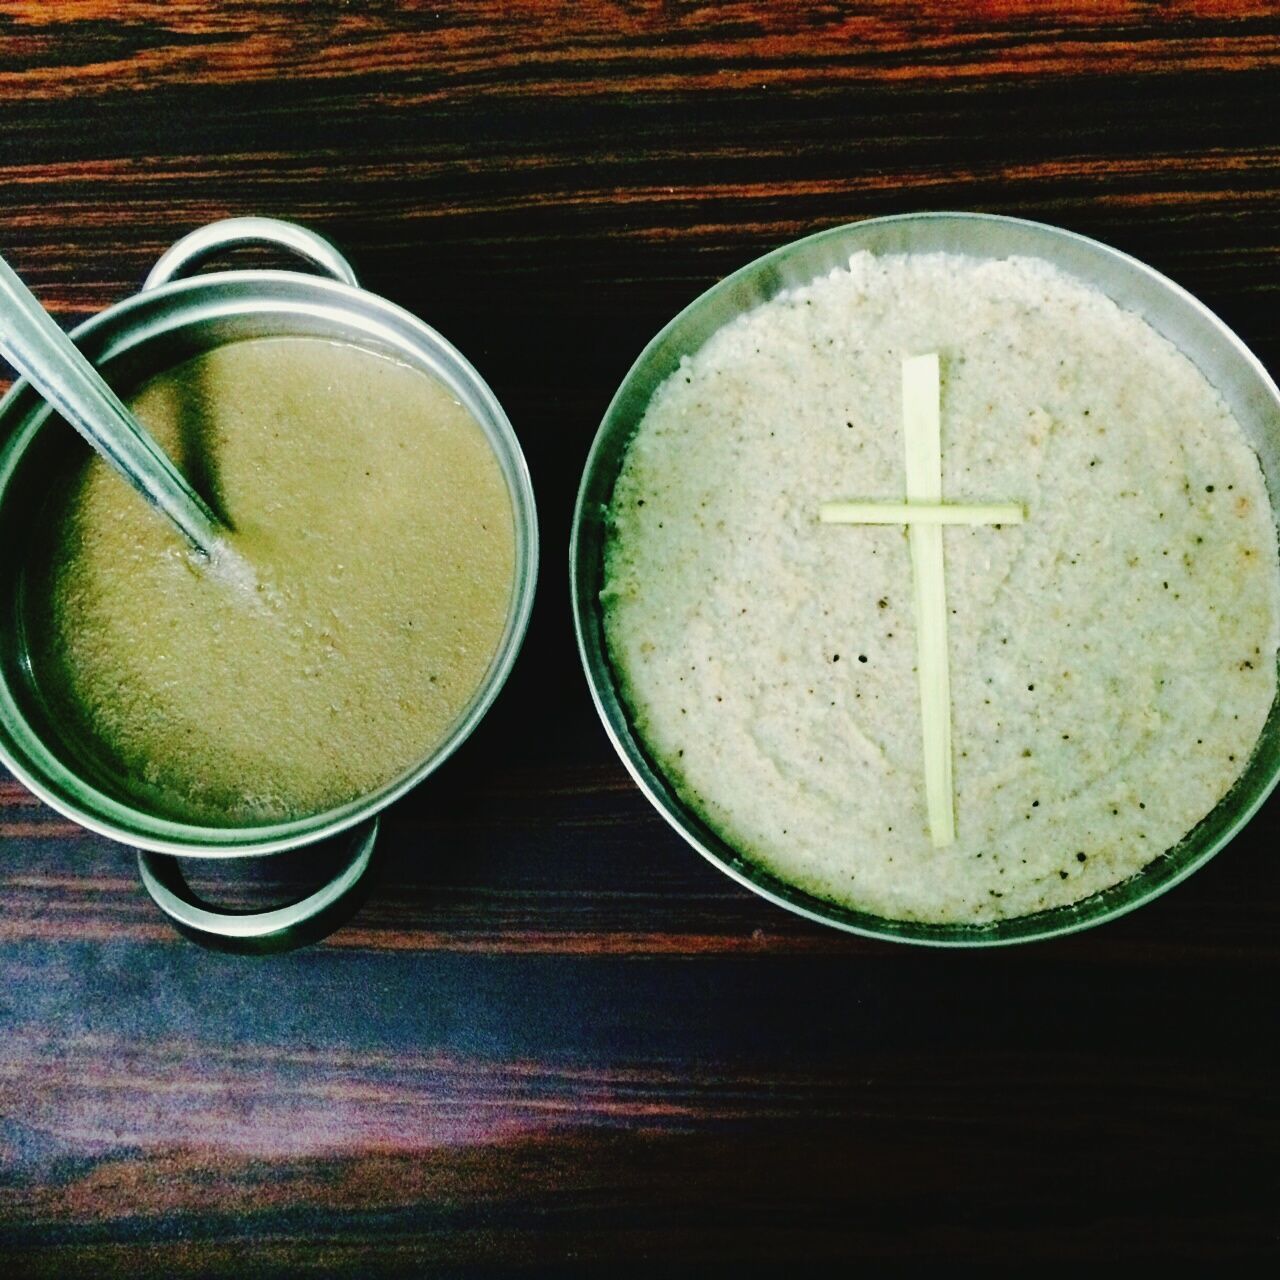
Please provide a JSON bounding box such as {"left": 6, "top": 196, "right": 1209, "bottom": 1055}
{"left": 28, "top": 336, "right": 516, "bottom": 825}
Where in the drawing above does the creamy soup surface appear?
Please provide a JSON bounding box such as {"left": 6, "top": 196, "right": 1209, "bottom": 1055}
{"left": 30, "top": 336, "right": 515, "bottom": 824}
{"left": 602, "top": 251, "right": 1280, "bottom": 925}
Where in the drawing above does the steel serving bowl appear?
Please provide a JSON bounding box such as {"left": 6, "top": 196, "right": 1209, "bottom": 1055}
{"left": 571, "top": 211, "right": 1280, "bottom": 947}
{"left": 0, "top": 218, "right": 539, "bottom": 944}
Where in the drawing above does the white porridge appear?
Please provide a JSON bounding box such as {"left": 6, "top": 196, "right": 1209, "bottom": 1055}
{"left": 602, "top": 251, "right": 1280, "bottom": 924}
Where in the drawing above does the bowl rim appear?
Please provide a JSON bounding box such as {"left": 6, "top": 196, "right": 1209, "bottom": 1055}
{"left": 0, "top": 267, "right": 540, "bottom": 857}
{"left": 570, "top": 210, "right": 1280, "bottom": 947}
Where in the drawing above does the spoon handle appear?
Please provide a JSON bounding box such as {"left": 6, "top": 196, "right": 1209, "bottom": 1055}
{"left": 0, "top": 252, "right": 223, "bottom": 556}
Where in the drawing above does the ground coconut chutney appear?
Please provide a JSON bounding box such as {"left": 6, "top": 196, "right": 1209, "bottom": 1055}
{"left": 602, "top": 251, "right": 1280, "bottom": 924}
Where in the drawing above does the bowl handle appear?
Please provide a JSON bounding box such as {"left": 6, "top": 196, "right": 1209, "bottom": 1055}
{"left": 142, "top": 216, "right": 359, "bottom": 291}
{"left": 135, "top": 818, "right": 378, "bottom": 952}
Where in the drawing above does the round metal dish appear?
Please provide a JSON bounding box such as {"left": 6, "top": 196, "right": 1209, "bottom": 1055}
{"left": 0, "top": 218, "right": 539, "bottom": 944}
{"left": 571, "top": 211, "right": 1280, "bottom": 947}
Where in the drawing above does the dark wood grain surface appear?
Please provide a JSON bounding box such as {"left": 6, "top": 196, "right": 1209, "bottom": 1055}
{"left": 2, "top": 1, "right": 1278, "bottom": 1272}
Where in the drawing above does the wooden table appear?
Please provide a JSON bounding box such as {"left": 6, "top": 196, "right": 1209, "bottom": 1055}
{"left": 2, "top": 2, "right": 1277, "bottom": 1271}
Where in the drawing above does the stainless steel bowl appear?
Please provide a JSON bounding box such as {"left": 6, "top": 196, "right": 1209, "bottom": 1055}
{"left": 0, "top": 218, "right": 539, "bottom": 944}
{"left": 571, "top": 212, "right": 1280, "bottom": 946}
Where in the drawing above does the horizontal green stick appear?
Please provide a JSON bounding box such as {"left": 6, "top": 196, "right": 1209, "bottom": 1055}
{"left": 819, "top": 501, "right": 1025, "bottom": 526}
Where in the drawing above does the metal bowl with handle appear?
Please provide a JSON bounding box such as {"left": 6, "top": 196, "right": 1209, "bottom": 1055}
{"left": 0, "top": 218, "right": 539, "bottom": 948}
{"left": 570, "top": 212, "right": 1280, "bottom": 947}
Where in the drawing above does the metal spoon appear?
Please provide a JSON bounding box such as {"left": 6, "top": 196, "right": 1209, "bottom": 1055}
{"left": 0, "top": 250, "right": 223, "bottom": 557}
